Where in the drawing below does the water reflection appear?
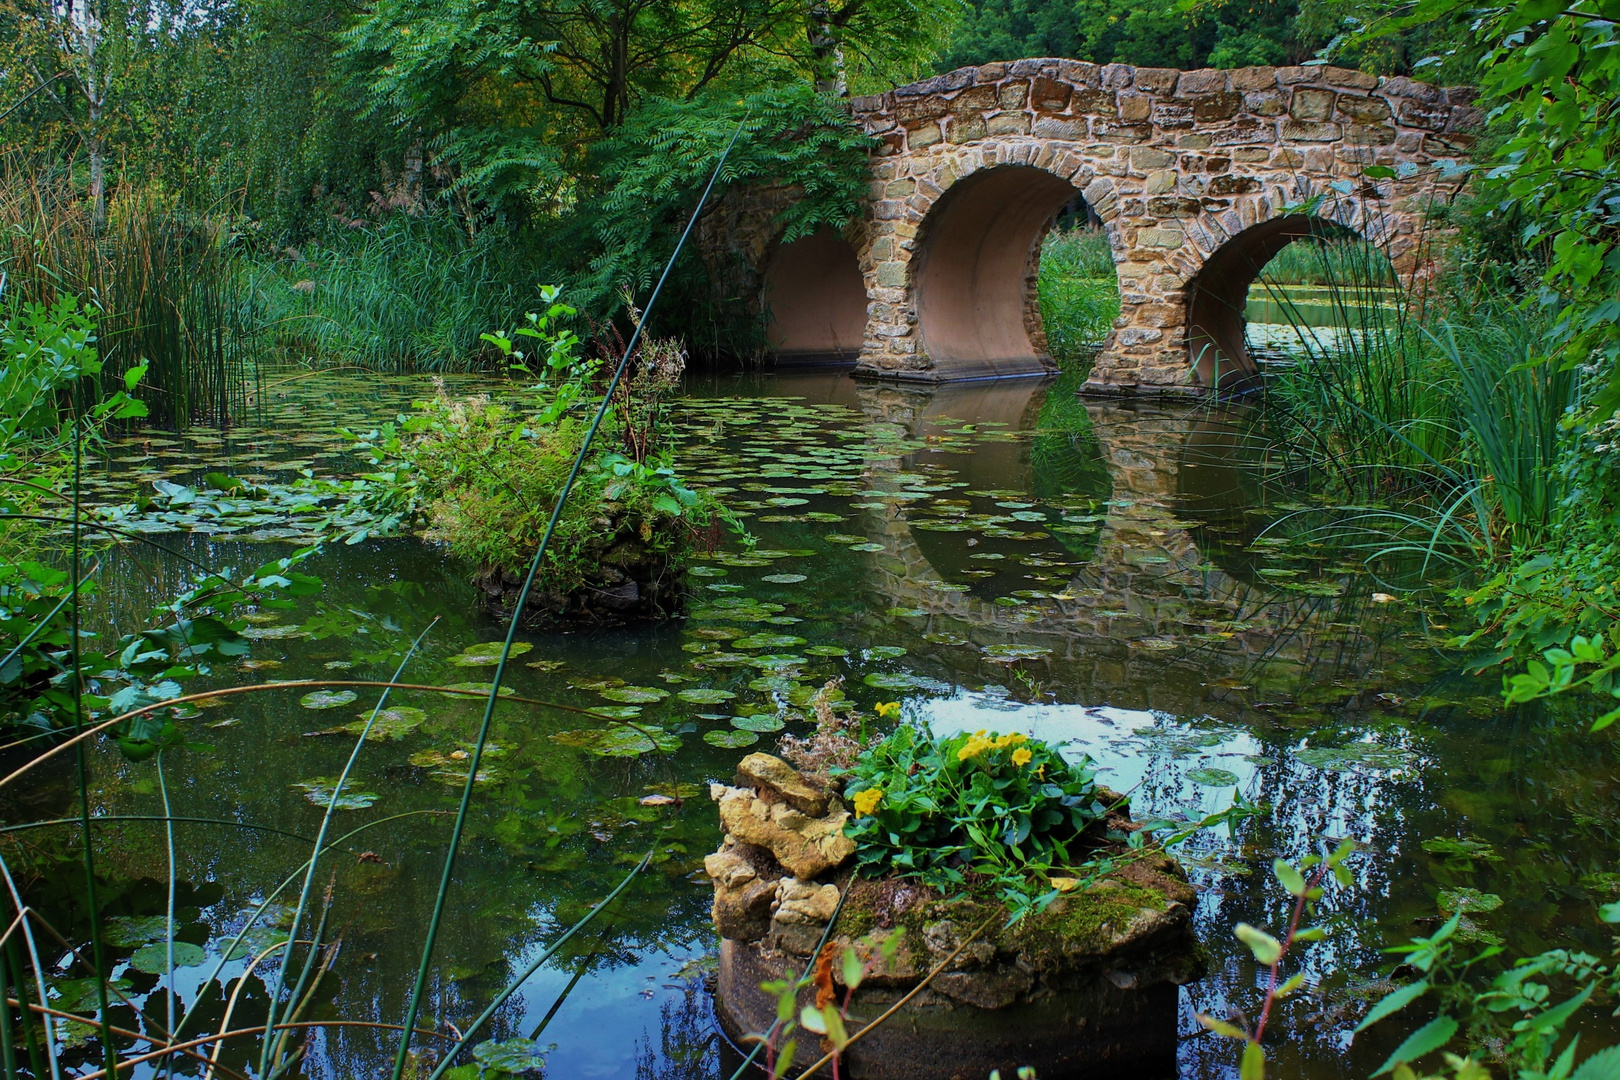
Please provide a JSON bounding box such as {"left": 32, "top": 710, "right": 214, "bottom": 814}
{"left": 15, "top": 369, "right": 1619, "bottom": 1079}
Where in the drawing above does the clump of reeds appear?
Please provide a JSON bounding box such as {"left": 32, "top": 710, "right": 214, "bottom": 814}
{"left": 1038, "top": 225, "right": 1120, "bottom": 372}
{"left": 0, "top": 153, "right": 253, "bottom": 428}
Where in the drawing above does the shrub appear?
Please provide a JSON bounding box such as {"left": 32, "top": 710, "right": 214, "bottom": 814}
{"left": 839, "top": 724, "right": 1107, "bottom": 902}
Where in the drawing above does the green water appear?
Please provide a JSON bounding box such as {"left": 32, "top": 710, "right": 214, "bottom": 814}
{"left": 14, "top": 370, "right": 1619, "bottom": 1079}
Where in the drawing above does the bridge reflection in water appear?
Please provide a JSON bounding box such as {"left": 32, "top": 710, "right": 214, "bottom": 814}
{"left": 812, "top": 375, "right": 1408, "bottom": 718}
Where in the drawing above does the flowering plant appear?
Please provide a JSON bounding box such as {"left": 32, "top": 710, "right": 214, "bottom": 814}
{"left": 838, "top": 724, "right": 1107, "bottom": 902}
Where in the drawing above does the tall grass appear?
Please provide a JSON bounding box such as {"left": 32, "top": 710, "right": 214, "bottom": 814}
{"left": 245, "top": 215, "right": 539, "bottom": 372}
{"left": 1037, "top": 226, "right": 1119, "bottom": 371}
{"left": 0, "top": 156, "right": 254, "bottom": 428}
{"left": 1248, "top": 230, "right": 1578, "bottom": 565}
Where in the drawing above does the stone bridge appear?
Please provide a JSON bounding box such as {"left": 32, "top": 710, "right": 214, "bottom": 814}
{"left": 702, "top": 60, "right": 1479, "bottom": 394}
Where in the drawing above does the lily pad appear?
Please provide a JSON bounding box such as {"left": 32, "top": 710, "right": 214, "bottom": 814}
{"left": 761, "top": 573, "right": 808, "bottom": 584}
{"left": 1185, "top": 767, "right": 1241, "bottom": 787}
{"left": 1293, "top": 744, "right": 1412, "bottom": 773}
{"left": 703, "top": 729, "right": 759, "bottom": 749}
{"left": 551, "top": 727, "right": 682, "bottom": 758}
{"left": 299, "top": 690, "right": 359, "bottom": 710}
{"left": 292, "top": 778, "right": 379, "bottom": 810}
{"left": 599, "top": 685, "right": 670, "bottom": 704}
{"left": 804, "top": 645, "right": 850, "bottom": 657}
{"left": 863, "top": 673, "right": 919, "bottom": 691}
{"left": 865, "top": 646, "right": 907, "bottom": 659}
{"left": 590, "top": 705, "right": 644, "bottom": 720}
{"left": 460, "top": 641, "right": 535, "bottom": 659}
{"left": 128, "top": 941, "right": 207, "bottom": 974}
{"left": 731, "top": 713, "right": 786, "bottom": 732}
{"left": 678, "top": 688, "right": 738, "bottom": 705}
{"left": 732, "top": 634, "right": 807, "bottom": 650}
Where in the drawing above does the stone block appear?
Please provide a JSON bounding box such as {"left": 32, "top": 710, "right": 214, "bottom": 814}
{"left": 1281, "top": 120, "right": 1341, "bottom": 142}
{"left": 1033, "top": 116, "right": 1086, "bottom": 140}
{"left": 1147, "top": 195, "right": 1200, "bottom": 216}
{"left": 1445, "top": 85, "right": 1479, "bottom": 105}
{"left": 951, "top": 84, "right": 998, "bottom": 112}
{"left": 1276, "top": 66, "right": 1315, "bottom": 84}
{"left": 1323, "top": 65, "right": 1379, "bottom": 90}
{"left": 1117, "top": 92, "right": 1151, "bottom": 121}
{"left": 1230, "top": 66, "right": 1278, "bottom": 91}
{"left": 1093, "top": 122, "right": 1152, "bottom": 142}
{"left": 1031, "top": 76, "right": 1073, "bottom": 112}
{"left": 1071, "top": 89, "right": 1117, "bottom": 115}
{"left": 1152, "top": 102, "right": 1194, "bottom": 128}
{"left": 850, "top": 94, "right": 888, "bottom": 114}
{"left": 1176, "top": 133, "right": 1212, "bottom": 148}
{"left": 1139, "top": 227, "right": 1184, "bottom": 249}
{"left": 1290, "top": 88, "right": 1336, "bottom": 121}
{"left": 907, "top": 121, "right": 942, "bottom": 148}
{"left": 1398, "top": 99, "right": 1449, "bottom": 130}
{"left": 885, "top": 178, "right": 916, "bottom": 198}
{"left": 1207, "top": 173, "right": 1260, "bottom": 195}
{"left": 1059, "top": 60, "right": 1102, "bottom": 86}
{"left": 875, "top": 262, "right": 906, "bottom": 287}
{"left": 1378, "top": 75, "right": 1441, "bottom": 103}
{"left": 1130, "top": 145, "right": 1175, "bottom": 170}
{"left": 1009, "top": 58, "right": 1045, "bottom": 77}
{"left": 1337, "top": 94, "right": 1392, "bottom": 121}
{"left": 1082, "top": 176, "right": 1116, "bottom": 205}
{"left": 977, "top": 61, "right": 1008, "bottom": 80}
{"left": 1118, "top": 326, "right": 1165, "bottom": 344}
{"left": 997, "top": 81, "right": 1029, "bottom": 109}
{"left": 1302, "top": 147, "right": 1334, "bottom": 172}
{"left": 1245, "top": 90, "right": 1286, "bottom": 116}
{"left": 1176, "top": 68, "right": 1228, "bottom": 95}
{"left": 1268, "top": 148, "right": 1304, "bottom": 167}
{"left": 1192, "top": 91, "right": 1244, "bottom": 121}
{"left": 1134, "top": 67, "right": 1178, "bottom": 94}
{"left": 1207, "top": 120, "right": 1275, "bottom": 146}
{"left": 1394, "top": 131, "right": 1424, "bottom": 153}
{"left": 1447, "top": 105, "right": 1485, "bottom": 130}
{"left": 1101, "top": 63, "right": 1135, "bottom": 89}
{"left": 1144, "top": 170, "right": 1177, "bottom": 195}
{"left": 895, "top": 68, "right": 973, "bottom": 97}
{"left": 1344, "top": 123, "right": 1396, "bottom": 146}
{"left": 894, "top": 96, "right": 948, "bottom": 124}
{"left": 987, "top": 112, "right": 1032, "bottom": 135}
{"left": 1231, "top": 146, "right": 1270, "bottom": 163}
{"left": 876, "top": 131, "right": 904, "bottom": 156}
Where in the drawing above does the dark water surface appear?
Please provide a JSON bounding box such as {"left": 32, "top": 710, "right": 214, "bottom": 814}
{"left": 22, "top": 370, "right": 1620, "bottom": 1080}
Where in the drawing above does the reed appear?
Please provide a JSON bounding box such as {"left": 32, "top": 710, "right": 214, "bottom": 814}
{"left": 1037, "top": 226, "right": 1119, "bottom": 371}
{"left": 0, "top": 154, "right": 254, "bottom": 428}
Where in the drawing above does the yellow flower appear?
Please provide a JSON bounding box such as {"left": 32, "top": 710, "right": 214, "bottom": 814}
{"left": 956, "top": 735, "right": 992, "bottom": 761}
{"left": 852, "top": 788, "right": 883, "bottom": 816}
{"left": 874, "top": 701, "right": 901, "bottom": 719}
{"left": 1011, "top": 747, "right": 1033, "bottom": 767}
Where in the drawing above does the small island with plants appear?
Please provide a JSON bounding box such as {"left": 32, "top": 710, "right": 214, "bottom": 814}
{"left": 352, "top": 290, "right": 730, "bottom": 625}
{"left": 703, "top": 694, "right": 1209, "bottom": 1079}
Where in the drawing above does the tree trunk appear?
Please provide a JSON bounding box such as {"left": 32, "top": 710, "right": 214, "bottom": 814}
{"left": 805, "top": 1, "right": 848, "bottom": 97}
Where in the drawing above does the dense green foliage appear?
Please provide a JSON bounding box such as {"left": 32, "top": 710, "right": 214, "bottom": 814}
{"left": 1036, "top": 226, "right": 1118, "bottom": 370}
{"left": 839, "top": 724, "right": 1107, "bottom": 904}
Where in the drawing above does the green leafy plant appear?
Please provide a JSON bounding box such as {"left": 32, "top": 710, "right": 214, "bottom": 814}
{"left": 1198, "top": 840, "right": 1357, "bottom": 1080}
{"left": 838, "top": 725, "right": 1107, "bottom": 909}
{"left": 1352, "top": 898, "right": 1620, "bottom": 1080}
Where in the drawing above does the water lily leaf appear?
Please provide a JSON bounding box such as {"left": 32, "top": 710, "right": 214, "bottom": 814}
{"left": 761, "top": 573, "right": 808, "bottom": 584}
{"left": 731, "top": 714, "right": 785, "bottom": 733}
{"left": 345, "top": 706, "right": 426, "bottom": 741}
{"left": 107, "top": 916, "right": 171, "bottom": 947}
{"left": 128, "top": 941, "right": 207, "bottom": 974}
{"left": 748, "top": 676, "right": 802, "bottom": 694}
{"left": 551, "top": 727, "right": 682, "bottom": 757}
{"left": 677, "top": 688, "right": 737, "bottom": 705}
{"left": 732, "top": 634, "right": 807, "bottom": 650}
{"left": 703, "top": 730, "right": 759, "bottom": 748}
{"left": 849, "top": 543, "right": 885, "bottom": 552}
{"left": 863, "top": 673, "right": 918, "bottom": 691}
{"left": 1186, "top": 767, "right": 1241, "bottom": 787}
{"left": 983, "top": 644, "right": 1053, "bottom": 662}
{"left": 299, "top": 690, "right": 359, "bottom": 710}
{"left": 460, "top": 641, "right": 534, "bottom": 659}
{"left": 865, "top": 646, "right": 907, "bottom": 659}
{"left": 590, "top": 705, "right": 644, "bottom": 720}
{"left": 599, "top": 686, "right": 670, "bottom": 703}
{"left": 886, "top": 608, "right": 928, "bottom": 618}
{"left": 292, "top": 778, "right": 378, "bottom": 810}
{"left": 804, "top": 645, "right": 849, "bottom": 657}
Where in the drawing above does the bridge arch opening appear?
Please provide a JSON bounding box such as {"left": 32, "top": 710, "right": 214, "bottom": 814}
{"left": 1186, "top": 215, "right": 1397, "bottom": 390}
{"left": 914, "top": 165, "right": 1096, "bottom": 377}
{"left": 763, "top": 227, "right": 867, "bottom": 363}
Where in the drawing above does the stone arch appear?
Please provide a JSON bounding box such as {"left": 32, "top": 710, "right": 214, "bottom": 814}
{"left": 911, "top": 164, "right": 1094, "bottom": 378}
{"left": 763, "top": 227, "right": 867, "bottom": 363}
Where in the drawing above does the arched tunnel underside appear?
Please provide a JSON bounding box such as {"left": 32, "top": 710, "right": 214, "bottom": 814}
{"left": 1184, "top": 215, "right": 1356, "bottom": 390}
{"left": 764, "top": 228, "right": 868, "bottom": 363}
{"left": 913, "top": 166, "right": 1080, "bottom": 381}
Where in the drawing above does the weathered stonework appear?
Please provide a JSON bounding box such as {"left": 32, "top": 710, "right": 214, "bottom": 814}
{"left": 707, "top": 61, "right": 1476, "bottom": 394}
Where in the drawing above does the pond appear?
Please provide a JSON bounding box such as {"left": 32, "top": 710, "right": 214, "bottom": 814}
{"left": 20, "top": 369, "right": 1620, "bottom": 1080}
